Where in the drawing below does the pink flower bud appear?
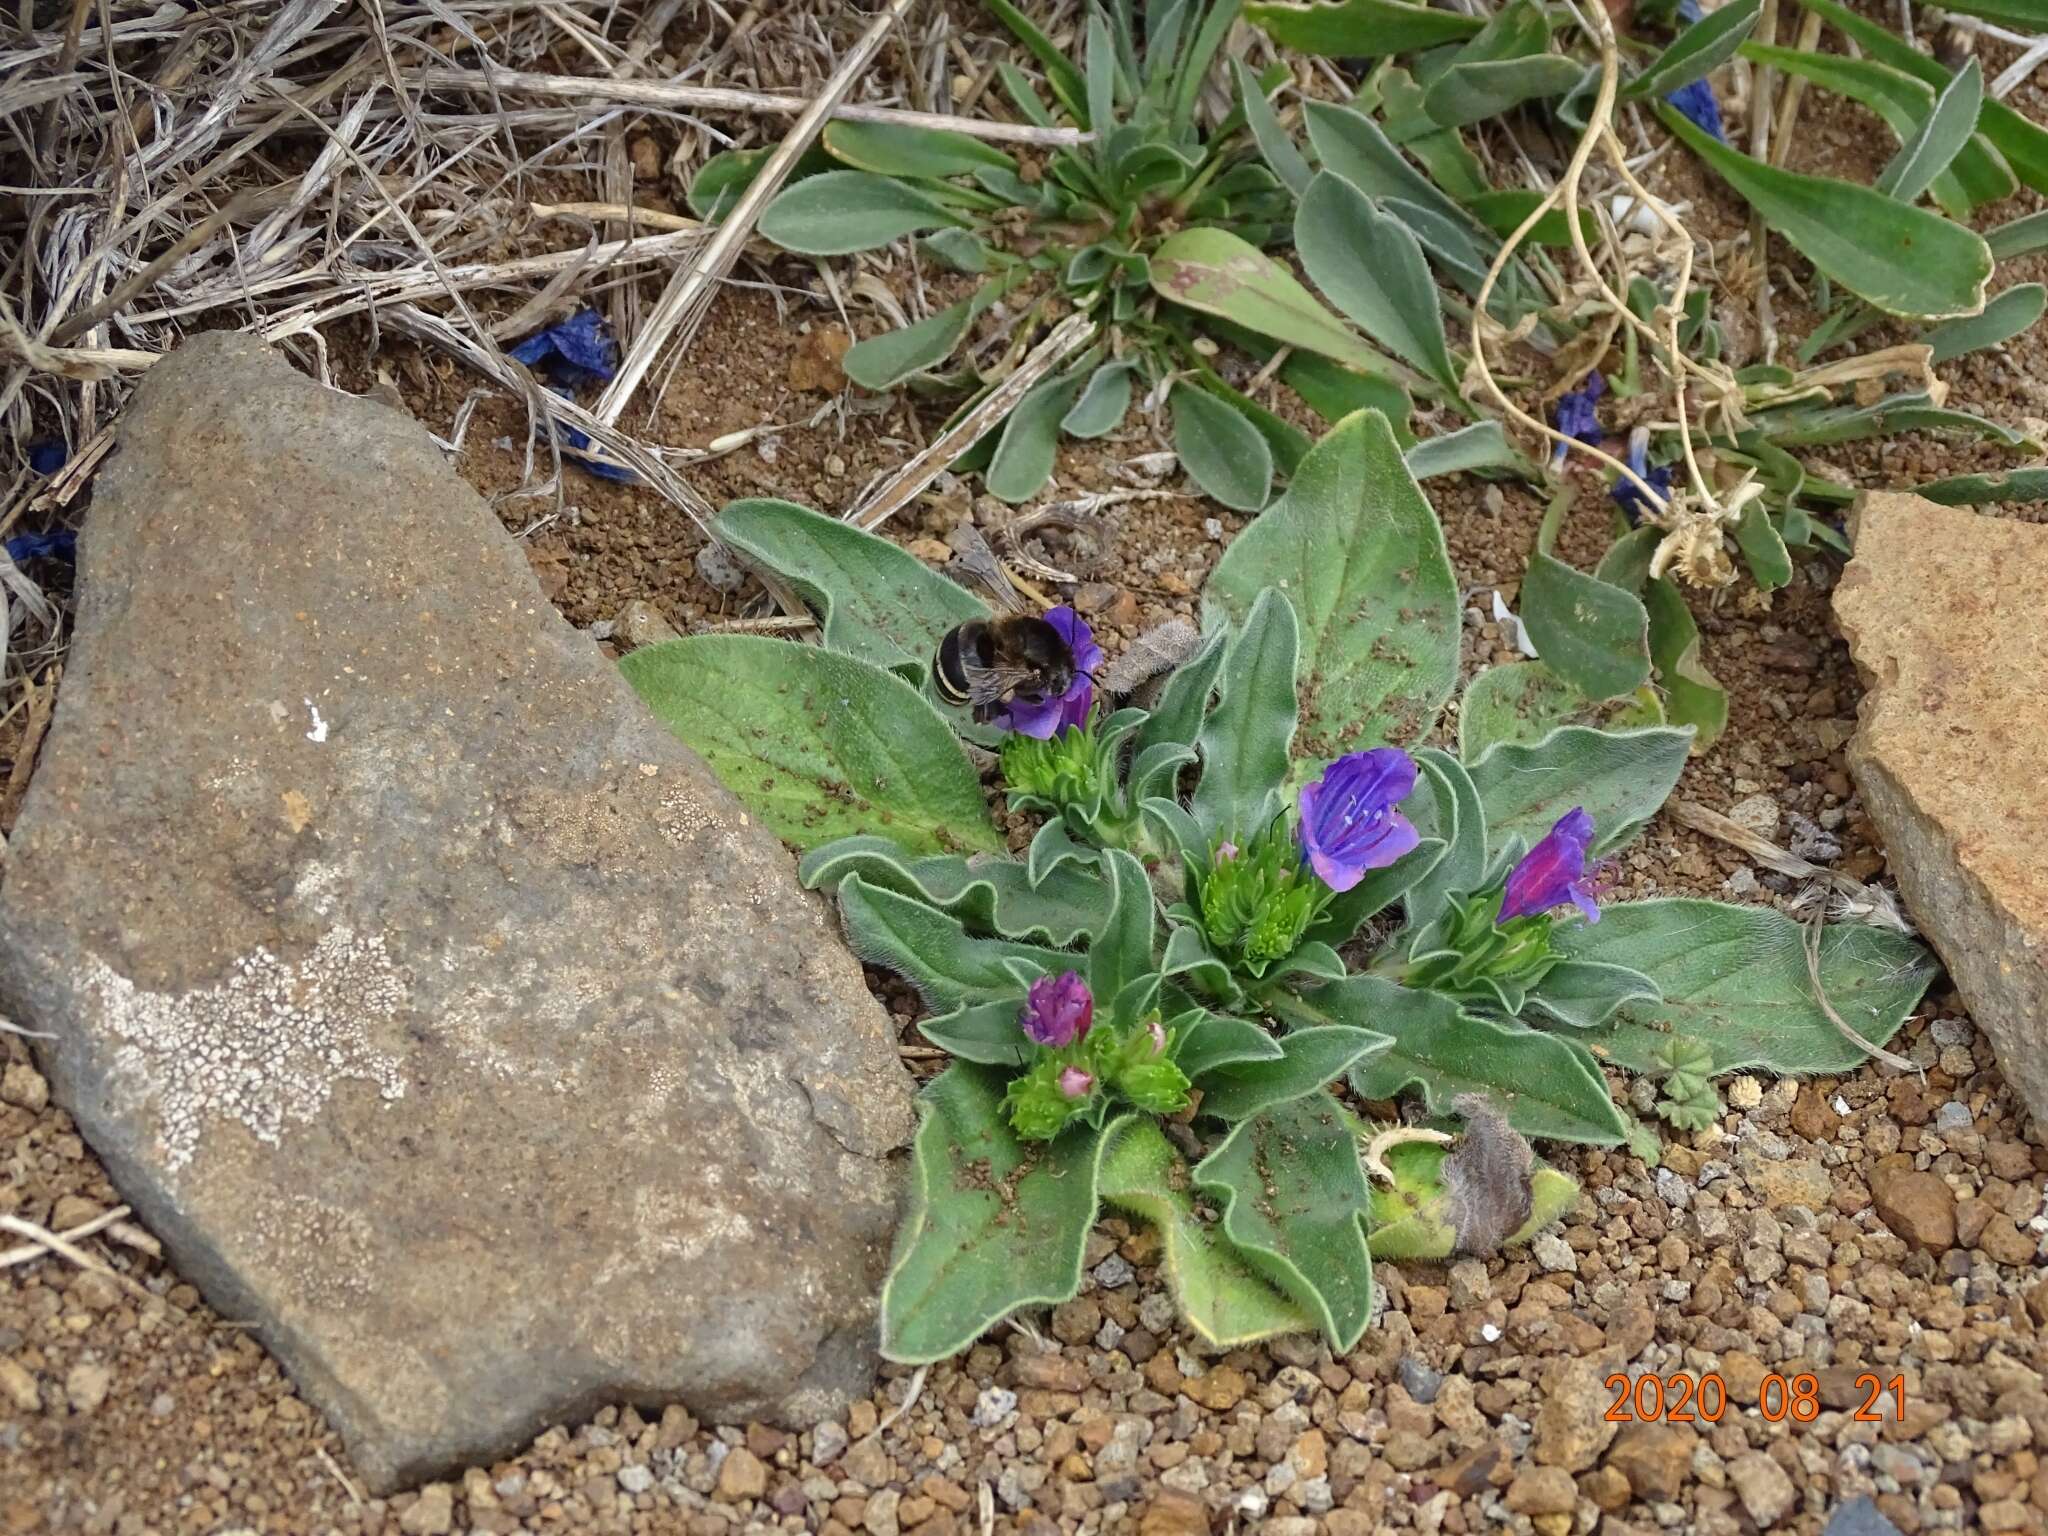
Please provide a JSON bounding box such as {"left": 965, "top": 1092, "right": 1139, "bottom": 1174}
{"left": 1058, "top": 1066, "right": 1095, "bottom": 1100}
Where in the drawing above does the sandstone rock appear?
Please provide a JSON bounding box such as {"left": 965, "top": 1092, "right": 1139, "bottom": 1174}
{"left": 1870, "top": 1168, "right": 1956, "bottom": 1252}
{"left": 717, "top": 1446, "right": 769, "bottom": 1503}
{"left": 1729, "top": 1451, "right": 1795, "bottom": 1525}
{"left": 1532, "top": 1359, "right": 1619, "bottom": 1471}
{"left": 1605, "top": 1422, "right": 1695, "bottom": 1501}
{"left": 1504, "top": 1465, "right": 1576, "bottom": 1516}
{"left": 1837, "top": 496, "right": 2048, "bottom": 1127}
{"left": 0, "top": 335, "right": 915, "bottom": 1491}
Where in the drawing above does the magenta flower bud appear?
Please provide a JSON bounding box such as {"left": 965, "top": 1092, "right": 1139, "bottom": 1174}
{"left": 1297, "top": 748, "right": 1421, "bottom": 893}
{"left": 1146, "top": 1018, "right": 1167, "bottom": 1056}
{"left": 1058, "top": 1066, "right": 1095, "bottom": 1100}
{"left": 1215, "top": 841, "right": 1240, "bottom": 861}
{"left": 1019, "top": 969, "right": 1094, "bottom": 1049}
{"left": 1499, "top": 807, "right": 1602, "bottom": 924}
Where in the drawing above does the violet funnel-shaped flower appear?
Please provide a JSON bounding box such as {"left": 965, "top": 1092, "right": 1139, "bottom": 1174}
{"left": 1297, "top": 748, "right": 1421, "bottom": 893}
{"left": 1498, "top": 808, "right": 1602, "bottom": 924}
{"left": 1019, "top": 970, "right": 1094, "bottom": 1049}
{"left": 992, "top": 606, "right": 1104, "bottom": 740}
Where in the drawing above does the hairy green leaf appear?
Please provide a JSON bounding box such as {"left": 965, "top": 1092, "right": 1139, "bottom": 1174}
{"left": 1525, "top": 959, "right": 1662, "bottom": 1030}
{"left": 1206, "top": 409, "right": 1461, "bottom": 763}
{"left": 1150, "top": 226, "right": 1408, "bottom": 379}
{"left": 1244, "top": 0, "right": 1483, "bottom": 55}
{"left": 1876, "top": 56, "right": 1982, "bottom": 205}
{"left": 1196, "top": 1096, "right": 1376, "bottom": 1351}
{"left": 883, "top": 1066, "right": 1111, "bottom": 1361}
{"left": 1926, "top": 283, "right": 2046, "bottom": 363}
{"left": 622, "top": 636, "right": 998, "bottom": 855}
{"left": 1282, "top": 976, "right": 1629, "bottom": 1144}
{"left": 1296, "top": 172, "right": 1461, "bottom": 394}
{"left": 1458, "top": 662, "right": 1664, "bottom": 761}
{"left": 1404, "top": 421, "right": 1530, "bottom": 481}
{"left": 714, "top": 499, "right": 984, "bottom": 678}
{"left": 1197, "top": 1026, "right": 1391, "bottom": 1121}
{"left": 1098, "top": 1118, "right": 1311, "bottom": 1347}
{"left": 1627, "top": 0, "right": 1762, "bottom": 99}
{"left": 799, "top": 835, "right": 1111, "bottom": 946}
{"left": 1658, "top": 104, "right": 1991, "bottom": 319}
{"left": 1520, "top": 500, "right": 1652, "bottom": 701}
{"left": 1914, "top": 467, "right": 2048, "bottom": 504}
{"left": 1233, "top": 58, "right": 1313, "bottom": 197}
{"left": 835, "top": 877, "right": 1067, "bottom": 1009}
{"left": 1402, "top": 747, "right": 1488, "bottom": 930}
{"left": 1796, "top": 0, "right": 2048, "bottom": 200}
{"left": 1989, "top": 209, "right": 2048, "bottom": 261}
{"left": 1173, "top": 383, "right": 1275, "bottom": 511}
{"left": 1467, "top": 723, "right": 1693, "bottom": 858}
{"left": 1424, "top": 55, "right": 1585, "bottom": 128}
{"left": 986, "top": 370, "right": 1086, "bottom": 502}
{"left": 822, "top": 120, "right": 1018, "bottom": 179}
{"left": 758, "top": 170, "right": 964, "bottom": 255}
{"left": 1063, "top": 360, "right": 1137, "bottom": 438}
{"left": 844, "top": 302, "right": 977, "bottom": 390}
{"left": 1736, "top": 43, "right": 2011, "bottom": 218}
{"left": 1189, "top": 589, "right": 1300, "bottom": 846}
{"left": 1558, "top": 899, "right": 1938, "bottom": 1074}
{"left": 1752, "top": 389, "right": 2035, "bottom": 449}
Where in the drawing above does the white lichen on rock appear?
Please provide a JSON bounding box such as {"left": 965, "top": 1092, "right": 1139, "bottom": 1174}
{"left": 83, "top": 927, "right": 409, "bottom": 1174}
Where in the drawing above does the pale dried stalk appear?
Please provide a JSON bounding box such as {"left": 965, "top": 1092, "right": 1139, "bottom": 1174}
{"left": 593, "top": 0, "right": 919, "bottom": 426}
{"left": 0, "top": 1203, "right": 129, "bottom": 1268}
{"left": 410, "top": 66, "right": 1094, "bottom": 145}
{"left": 847, "top": 312, "right": 1098, "bottom": 531}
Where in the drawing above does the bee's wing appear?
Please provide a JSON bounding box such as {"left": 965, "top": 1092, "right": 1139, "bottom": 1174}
{"left": 946, "top": 525, "right": 1027, "bottom": 614}
{"left": 961, "top": 657, "right": 1045, "bottom": 706}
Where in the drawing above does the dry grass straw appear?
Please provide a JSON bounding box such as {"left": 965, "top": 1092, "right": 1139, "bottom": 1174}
{"left": 0, "top": 0, "right": 1037, "bottom": 808}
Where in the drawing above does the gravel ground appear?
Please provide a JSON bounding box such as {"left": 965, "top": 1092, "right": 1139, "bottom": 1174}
{"left": 4, "top": 1000, "right": 2046, "bottom": 1536}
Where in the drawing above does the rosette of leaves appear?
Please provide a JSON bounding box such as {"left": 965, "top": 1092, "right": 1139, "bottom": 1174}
{"left": 647, "top": 417, "right": 1936, "bottom": 1162}
{"left": 728, "top": 0, "right": 1534, "bottom": 512}
{"left": 857, "top": 843, "right": 1581, "bottom": 1362}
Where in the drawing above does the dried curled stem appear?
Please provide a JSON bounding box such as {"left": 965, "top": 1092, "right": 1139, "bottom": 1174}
{"left": 1468, "top": 0, "right": 1755, "bottom": 588}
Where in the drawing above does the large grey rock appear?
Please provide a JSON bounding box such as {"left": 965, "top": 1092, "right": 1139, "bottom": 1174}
{"left": 1836, "top": 493, "right": 2048, "bottom": 1131}
{"left": 0, "top": 334, "right": 917, "bottom": 1491}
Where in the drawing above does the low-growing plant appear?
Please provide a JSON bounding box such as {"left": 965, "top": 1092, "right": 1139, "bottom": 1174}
{"left": 1224, "top": 0, "right": 2047, "bottom": 748}
{"left": 623, "top": 408, "right": 1936, "bottom": 1359}
{"left": 721, "top": 0, "right": 1544, "bottom": 513}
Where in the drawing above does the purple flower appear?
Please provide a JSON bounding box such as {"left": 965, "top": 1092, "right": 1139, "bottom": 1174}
{"left": 1297, "top": 748, "right": 1421, "bottom": 894}
{"left": 990, "top": 606, "right": 1103, "bottom": 739}
{"left": 1665, "top": 78, "right": 1725, "bottom": 143}
{"left": 1058, "top": 1066, "right": 1095, "bottom": 1099}
{"left": 1020, "top": 970, "right": 1094, "bottom": 1049}
{"left": 1612, "top": 429, "right": 1673, "bottom": 526}
{"left": 1499, "top": 808, "right": 1602, "bottom": 924}
{"left": 1552, "top": 372, "right": 1605, "bottom": 465}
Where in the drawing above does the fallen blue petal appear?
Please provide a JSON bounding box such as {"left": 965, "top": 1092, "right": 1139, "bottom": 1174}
{"left": 1665, "top": 78, "right": 1725, "bottom": 143}
{"left": 557, "top": 421, "right": 637, "bottom": 483}
{"left": 27, "top": 439, "right": 65, "bottom": 476}
{"left": 6, "top": 528, "right": 76, "bottom": 563}
{"left": 1677, "top": 0, "right": 1703, "bottom": 21}
{"left": 1613, "top": 432, "right": 1674, "bottom": 525}
{"left": 510, "top": 308, "right": 620, "bottom": 390}
{"left": 1551, "top": 371, "right": 1605, "bottom": 465}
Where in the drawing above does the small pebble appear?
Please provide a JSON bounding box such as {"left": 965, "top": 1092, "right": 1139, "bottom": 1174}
{"left": 1093, "top": 1253, "right": 1134, "bottom": 1289}
{"left": 973, "top": 1386, "right": 1018, "bottom": 1428}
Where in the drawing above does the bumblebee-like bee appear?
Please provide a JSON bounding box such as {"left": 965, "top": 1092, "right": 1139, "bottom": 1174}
{"left": 931, "top": 614, "right": 1079, "bottom": 723}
